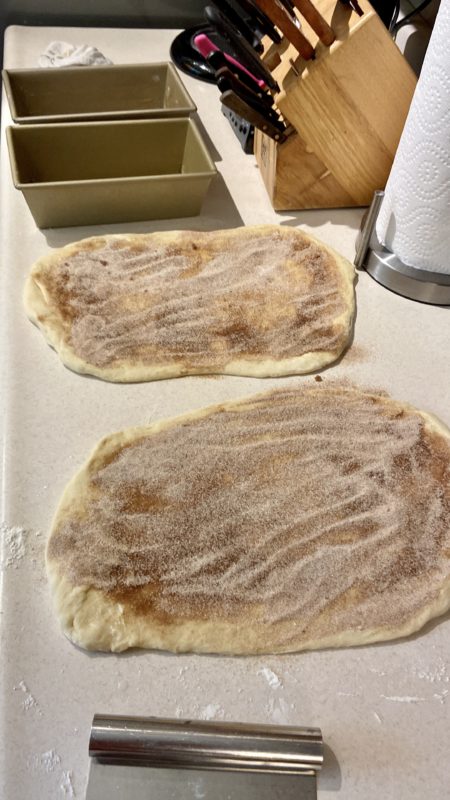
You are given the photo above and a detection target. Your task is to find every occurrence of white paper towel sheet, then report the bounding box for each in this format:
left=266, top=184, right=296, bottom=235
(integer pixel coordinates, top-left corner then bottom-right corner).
left=376, top=0, right=450, bottom=275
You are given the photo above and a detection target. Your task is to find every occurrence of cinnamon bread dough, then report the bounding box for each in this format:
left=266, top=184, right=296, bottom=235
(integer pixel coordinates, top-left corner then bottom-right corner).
left=24, top=225, right=355, bottom=381
left=46, top=384, right=450, bottom=653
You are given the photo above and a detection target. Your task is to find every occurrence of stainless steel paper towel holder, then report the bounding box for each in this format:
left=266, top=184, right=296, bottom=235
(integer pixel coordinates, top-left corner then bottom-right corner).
left=86, top=714, right=324, bottom=800
left=355, top=191, right=450, bottom=306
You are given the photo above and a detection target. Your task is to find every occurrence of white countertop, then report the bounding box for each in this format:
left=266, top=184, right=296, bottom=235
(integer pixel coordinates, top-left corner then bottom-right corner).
left=1, top=24, right=449, bottom=800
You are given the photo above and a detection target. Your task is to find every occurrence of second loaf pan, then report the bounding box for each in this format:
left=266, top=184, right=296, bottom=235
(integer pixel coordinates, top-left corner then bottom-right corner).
left=2, top=62, right=196, bottom=124
left=6, top=117, right=216, bottom=228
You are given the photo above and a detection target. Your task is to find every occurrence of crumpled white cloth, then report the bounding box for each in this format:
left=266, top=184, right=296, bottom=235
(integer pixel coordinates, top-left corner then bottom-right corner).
left=38, top=41, right=112, bottom=68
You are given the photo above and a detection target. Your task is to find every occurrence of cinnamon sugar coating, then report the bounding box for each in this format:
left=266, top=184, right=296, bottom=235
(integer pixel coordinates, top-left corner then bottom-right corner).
left=27, top=226, right=354, bottom=379
left=47, top=385, right=450, bottom=649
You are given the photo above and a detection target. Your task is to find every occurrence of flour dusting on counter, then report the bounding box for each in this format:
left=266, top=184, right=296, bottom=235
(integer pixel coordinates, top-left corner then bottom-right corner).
left=198, top=704, right=225, bottom=720
left=60, top=769, right=76, bottom=797
left=414, top=659, right=449, bottom=684
left=267, top=696, right=291, bottom=723
left=433, top=690, right=449, bottom=704
left=189, top=775, right=206, bottom=800
left=1, top=522, right=44, bottom=572
left=14, top=680, right=42, bottom=715
left=1, top=523, right=26, bottom=567
left=28, top=751, right=76, bottom=796
left=34, top=750, right=62, bottom=773
left=258, top=666, right=283, bottom=689
left=381, top=695, right=425, bottom=704
left=369, top=667, right=387, bottom=677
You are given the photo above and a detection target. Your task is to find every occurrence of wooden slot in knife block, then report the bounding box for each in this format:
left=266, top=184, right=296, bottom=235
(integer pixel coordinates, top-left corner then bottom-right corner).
left=254, top=0, right=417, bottom=210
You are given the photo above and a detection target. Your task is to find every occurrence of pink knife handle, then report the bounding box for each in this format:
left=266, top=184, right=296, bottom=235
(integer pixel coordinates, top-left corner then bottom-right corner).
left=193, top=33, right=266, bottom=89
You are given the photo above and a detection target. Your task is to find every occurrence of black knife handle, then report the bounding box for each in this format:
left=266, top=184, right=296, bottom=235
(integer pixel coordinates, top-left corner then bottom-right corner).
left=215, top=65, right=274, bottom=107
left=205, top=4, right=280, bottom=91
left=217, top=72, right=279, bottom=119
left=209, top=0, right=264, bottom=51
left=232, top=0, right=283, bottom=43
left=206, top=49, right=268, bottom=94
left=220, top=88, right=286, bottom=141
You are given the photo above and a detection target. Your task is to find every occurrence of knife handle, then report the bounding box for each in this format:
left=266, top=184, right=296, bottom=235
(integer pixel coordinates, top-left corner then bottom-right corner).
left=206, top=49, right=269, bottom=94
left=220, top=88, right=287, bottom=142
left=291, top=0, right=335, bottom=46
left=194, top=33, right=266, bottom=88
left=208, top=0, right=264, bottom=52
left=205, top=5, right=280, bottom=91
left=217, top=75, right=280, bottom=123
left=215, top=66, right=275, bottom=108
left=233, top=0, right=283, bottom=44
left=251, top=0, right=315, bottom=60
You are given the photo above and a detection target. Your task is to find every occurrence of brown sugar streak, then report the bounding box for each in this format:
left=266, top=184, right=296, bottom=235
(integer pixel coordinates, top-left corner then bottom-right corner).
left=48, top=385, right=450, bottom=641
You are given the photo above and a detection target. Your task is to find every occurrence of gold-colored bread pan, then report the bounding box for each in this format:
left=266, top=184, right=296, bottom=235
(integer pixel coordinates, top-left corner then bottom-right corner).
left=2, top=63, right=196, bottom=123
left=6, top=117, right=216, bottom=228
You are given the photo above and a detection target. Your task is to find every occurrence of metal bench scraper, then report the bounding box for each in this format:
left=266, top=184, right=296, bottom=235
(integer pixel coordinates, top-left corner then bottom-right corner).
left=86, top=714, right=323, bottom=799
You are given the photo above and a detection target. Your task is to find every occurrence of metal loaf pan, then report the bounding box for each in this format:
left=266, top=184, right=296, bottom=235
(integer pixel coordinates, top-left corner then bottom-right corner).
left=6, top=117, right=217, bottom=228
left=2, top=63, right=196, bottom=123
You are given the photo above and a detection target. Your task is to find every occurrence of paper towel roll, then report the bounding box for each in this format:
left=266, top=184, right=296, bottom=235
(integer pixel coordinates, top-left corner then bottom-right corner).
left=376, top=0, right=450, bottom=275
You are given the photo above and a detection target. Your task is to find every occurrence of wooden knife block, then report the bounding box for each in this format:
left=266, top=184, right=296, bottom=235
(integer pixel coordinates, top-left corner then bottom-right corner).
left=254, top=0, right=417, bottom=210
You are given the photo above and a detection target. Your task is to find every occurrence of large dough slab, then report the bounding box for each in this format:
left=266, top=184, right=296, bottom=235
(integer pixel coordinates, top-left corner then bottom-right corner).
left=46, top=383, right=450, bottom=654
left=24, top=225, right=355, bottom=381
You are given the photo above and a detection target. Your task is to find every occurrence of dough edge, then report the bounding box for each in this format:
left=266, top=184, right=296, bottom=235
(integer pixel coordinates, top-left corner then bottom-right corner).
left=46, top=386, right=450, bottom=654
left=24, top=226, right=356, bottom=381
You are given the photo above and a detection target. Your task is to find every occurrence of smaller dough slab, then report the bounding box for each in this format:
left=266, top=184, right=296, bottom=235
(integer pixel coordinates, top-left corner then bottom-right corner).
left=46, top=384, right=450, bottom=654
left=24, top=225, right=355, bottom=381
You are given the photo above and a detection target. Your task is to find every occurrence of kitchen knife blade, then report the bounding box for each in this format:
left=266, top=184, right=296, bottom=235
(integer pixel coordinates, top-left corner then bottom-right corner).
left=251, top=0, right=315, bottom=60
left=291, top=0, right=335, bottom=45
left=221, top=105, right=255, bottom=153
left=208, top=0, right=264, bottom=51
left=220, top=88, right=287, bottom=141
left=204, top=5, right=280, bottom=91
